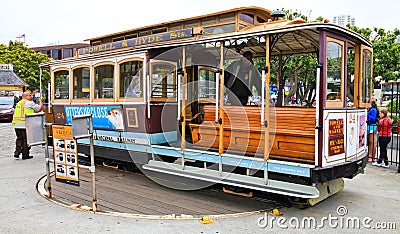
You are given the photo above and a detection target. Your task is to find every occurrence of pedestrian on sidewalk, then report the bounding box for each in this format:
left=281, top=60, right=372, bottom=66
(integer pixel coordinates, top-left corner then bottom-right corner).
left=367, top=100, right=379, bottom=159
left=12, top=91, right=43, bottom=160
left=373, top=109, right=392, bottom=168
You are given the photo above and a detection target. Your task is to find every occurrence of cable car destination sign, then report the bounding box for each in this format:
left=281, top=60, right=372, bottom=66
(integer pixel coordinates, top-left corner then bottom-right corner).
left=77, top=29, right=193, bottom=55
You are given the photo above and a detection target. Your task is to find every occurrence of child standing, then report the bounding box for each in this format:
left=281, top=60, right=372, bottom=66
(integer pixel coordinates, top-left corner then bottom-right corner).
left=373, top=109, right=392, bottom=168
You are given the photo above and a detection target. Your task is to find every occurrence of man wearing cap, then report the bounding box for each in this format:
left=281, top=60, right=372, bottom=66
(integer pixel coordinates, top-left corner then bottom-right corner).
left=12, top=91, right=43, bottom=160
left=224, top=51, right=261, bottom=106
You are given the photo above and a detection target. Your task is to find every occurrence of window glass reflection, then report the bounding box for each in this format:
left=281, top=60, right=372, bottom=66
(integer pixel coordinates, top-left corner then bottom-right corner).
left=151, top=64, right=176, bottom=98
left=199, top=68, right=216, bottom=99
left=54, top=70, right=69, bottom=99
left=240, top=13, right=254, bottom=24
left=119, top=61, right=143, bottom=98
left=362, top=49, right=372, bottom=103
left=94, top=65, right=114, bottom=99
left=73, top=67, right=90, bottom=99
left=327, top=41, right=343, bottom=104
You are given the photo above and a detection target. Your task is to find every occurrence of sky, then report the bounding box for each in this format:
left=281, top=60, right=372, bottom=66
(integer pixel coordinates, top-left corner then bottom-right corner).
left=1, top=0, right=398, bottom=47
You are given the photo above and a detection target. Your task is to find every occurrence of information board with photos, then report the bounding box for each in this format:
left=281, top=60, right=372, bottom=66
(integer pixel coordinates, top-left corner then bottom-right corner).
left=52, top=125, right=79, bottom=186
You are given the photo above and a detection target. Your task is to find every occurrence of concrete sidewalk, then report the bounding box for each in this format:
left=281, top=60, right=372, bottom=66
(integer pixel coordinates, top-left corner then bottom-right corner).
left=0, top=122, right=399, bottom=233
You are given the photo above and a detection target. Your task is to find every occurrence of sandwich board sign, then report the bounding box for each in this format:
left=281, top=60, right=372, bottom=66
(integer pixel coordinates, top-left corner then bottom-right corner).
left=52, top=125, right=79, bottom=186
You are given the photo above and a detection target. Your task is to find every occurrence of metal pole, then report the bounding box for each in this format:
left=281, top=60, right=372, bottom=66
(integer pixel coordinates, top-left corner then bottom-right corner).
left=315, top=63, right=323, bottom=165
left=218, top=42, right=225, bottom=175
left=47, top=82, right=51, bottom=113
left=88, top=116, right=97, bottom=212
left=181, top=47, right=187, bottom=168
left=177, top=72, right=182, bottom=120
left=261, top=69, right=266, bottom=125
left=44, top=123, right=52, bottom=198
left=39, top=68, right=42, bottom=98
left=147, top=74, right=151, bottom=119
left=215, top=70, right=220, bottom=122
left=263, top=35, right=271, bottom=180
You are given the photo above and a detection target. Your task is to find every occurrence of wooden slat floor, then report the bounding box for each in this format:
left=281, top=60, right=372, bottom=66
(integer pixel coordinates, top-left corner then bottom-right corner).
left=49, top=166, right=278, bottom=217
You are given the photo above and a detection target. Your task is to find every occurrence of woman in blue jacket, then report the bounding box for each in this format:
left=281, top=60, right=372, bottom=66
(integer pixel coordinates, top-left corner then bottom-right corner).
left=367, top=100, right=378, bottom=159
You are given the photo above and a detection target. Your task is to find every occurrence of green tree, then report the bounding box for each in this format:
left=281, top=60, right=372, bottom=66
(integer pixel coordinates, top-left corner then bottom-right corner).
left=0, top=41, right=51, bottom=91
left=347, top=25, right=400, bottom=81
left=269, top=9, right=320, bottom=105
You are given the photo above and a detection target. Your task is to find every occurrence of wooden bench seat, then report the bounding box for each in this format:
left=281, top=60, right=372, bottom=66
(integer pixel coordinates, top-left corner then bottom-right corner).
left=189, top=105, right=316, bottom=164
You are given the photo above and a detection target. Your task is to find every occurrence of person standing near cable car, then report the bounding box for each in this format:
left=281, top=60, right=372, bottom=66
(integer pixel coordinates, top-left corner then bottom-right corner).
left=367, top=100, right=379, bottom=159
left=12, top=91, right=43, bottom=160
left=373, top=109, right=392, bottom=168
left=224, top=51, right=261, bottom=106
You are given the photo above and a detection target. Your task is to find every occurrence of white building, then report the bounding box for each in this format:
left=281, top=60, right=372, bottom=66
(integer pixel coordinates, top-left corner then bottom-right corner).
left=332, top=14, right=355, bottom=27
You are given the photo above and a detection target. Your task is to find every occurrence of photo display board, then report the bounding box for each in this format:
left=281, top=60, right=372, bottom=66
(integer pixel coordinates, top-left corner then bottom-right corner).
left=52, top=125, right=80, bottom=186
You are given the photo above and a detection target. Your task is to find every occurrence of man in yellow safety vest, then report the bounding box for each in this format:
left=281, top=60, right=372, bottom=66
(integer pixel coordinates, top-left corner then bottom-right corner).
left=12, top=91, right=43, bottom=160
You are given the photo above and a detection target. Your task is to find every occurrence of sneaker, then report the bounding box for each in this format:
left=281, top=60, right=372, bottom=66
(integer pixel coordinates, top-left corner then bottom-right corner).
left=13, top=155, right=19, bottom=159
left=21, top=156, right=33, bottom=160
left=381, top=164, right=390, bottom=168
left=372, top=162, right=382, bottom=167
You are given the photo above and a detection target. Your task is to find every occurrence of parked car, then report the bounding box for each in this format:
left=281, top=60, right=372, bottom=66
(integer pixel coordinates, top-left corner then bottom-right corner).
left=0, top=96, right=18, bottom=122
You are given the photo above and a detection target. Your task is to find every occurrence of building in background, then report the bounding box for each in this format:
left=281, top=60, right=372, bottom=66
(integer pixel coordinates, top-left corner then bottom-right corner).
left=31, top=43, right=88, bottom=60
left=0, top=64, right=28, bottom=97
left=332, top=14, right=355, bottom=27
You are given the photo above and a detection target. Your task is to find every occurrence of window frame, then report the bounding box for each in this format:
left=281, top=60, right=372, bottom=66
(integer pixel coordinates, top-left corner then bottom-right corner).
left=117, top=58, right=145, bottom=103
left=358, top=45, right=373, bottom=107
left=52, top=68, right=70, bottom=103
left=150, top=60, right=177, bottom=102
left=63, top=48, right=73, bottom=59
left=325, top=37, right=345, bottom=108
left=198, top=66, right=217, bottom=103
left=71, top=65, right=91, bottom=103
left=92, top=62, right=115, bottom=102
left=239, top=12, right=255, bottom=25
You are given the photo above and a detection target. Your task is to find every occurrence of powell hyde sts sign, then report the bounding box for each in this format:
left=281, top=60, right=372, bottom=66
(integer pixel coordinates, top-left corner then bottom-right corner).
left=78, top=29, right=193, bottom=55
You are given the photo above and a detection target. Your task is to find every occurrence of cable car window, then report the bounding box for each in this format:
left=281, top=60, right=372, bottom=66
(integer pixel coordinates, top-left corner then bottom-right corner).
left=204, top=24, right=235, bottom=35
left=361, top=49, right=372, bottom=104
left=94, top=64, right=114, bottom=99
left=119, top=60, right=143, bottom=98
left=199, top=67, right=216, bottom=100
left=125, top=33, right=138, bottom=39
left=153, top=27, right=167, bottom=34
left=151, top=63, right=176, bottom=99
left=169, top=23, right=182, bottom=31
left=72, top=67, right=90, bottom=99
left=256, top=16, right=266, bottom=24
left=184, top=20, right=199, bottom=28
left=201, top=17, right=216, bottom=25
left=139, top=30, right=152, bottom=37
left=326, top=39, right=344, bottom=108
left=240, top=13, right=254, bottom=24
left=346, top=49, right=355, bottom=107
left=54, top=70, right=69, bottom=100
left=219, top=13, right=235, bottom=22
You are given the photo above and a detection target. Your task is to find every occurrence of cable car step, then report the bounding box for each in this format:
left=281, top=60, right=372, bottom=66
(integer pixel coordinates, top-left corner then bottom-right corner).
left=142, top=160, right=319, bottom=199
